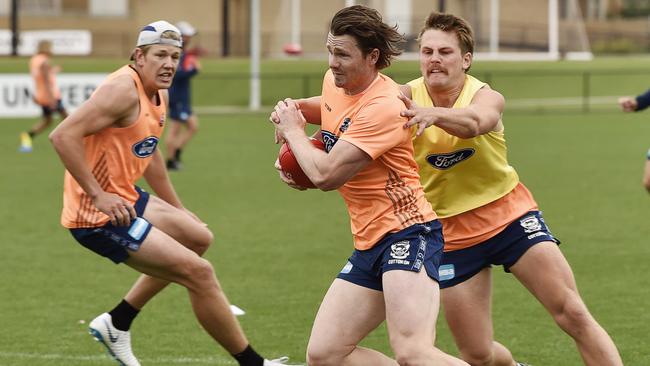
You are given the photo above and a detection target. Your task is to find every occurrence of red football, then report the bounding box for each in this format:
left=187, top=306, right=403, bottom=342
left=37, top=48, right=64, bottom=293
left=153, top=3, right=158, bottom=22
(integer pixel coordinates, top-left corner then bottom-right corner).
left=283, top=42, right=303, bottom=56
left=278, top=139, right=325, bottom=188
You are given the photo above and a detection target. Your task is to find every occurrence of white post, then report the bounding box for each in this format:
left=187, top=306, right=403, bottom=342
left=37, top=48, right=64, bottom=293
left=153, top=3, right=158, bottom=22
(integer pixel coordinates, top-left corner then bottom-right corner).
left=489, top=0, right=499, bottom=54
left=548, top=0, right=559, bottom=59
left=250, top=0, right=261, bottom=110
left=291, top=0, right=300, bottom=46
left=385, top=0, right=411, bottom=37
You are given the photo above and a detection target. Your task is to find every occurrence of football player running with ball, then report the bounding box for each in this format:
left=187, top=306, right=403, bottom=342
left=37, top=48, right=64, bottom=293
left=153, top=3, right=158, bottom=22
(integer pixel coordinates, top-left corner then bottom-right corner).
left=271, top=6, right=468, bottom=366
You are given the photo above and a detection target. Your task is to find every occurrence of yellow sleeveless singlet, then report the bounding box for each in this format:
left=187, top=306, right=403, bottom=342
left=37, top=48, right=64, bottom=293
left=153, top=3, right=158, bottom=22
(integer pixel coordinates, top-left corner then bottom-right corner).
left=408, top=74, right=519, bottom=218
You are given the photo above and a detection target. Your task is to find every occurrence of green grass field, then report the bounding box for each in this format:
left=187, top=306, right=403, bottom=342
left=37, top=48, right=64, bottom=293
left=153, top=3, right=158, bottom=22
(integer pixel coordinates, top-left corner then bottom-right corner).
left=1, top=57, right=649, bottom=365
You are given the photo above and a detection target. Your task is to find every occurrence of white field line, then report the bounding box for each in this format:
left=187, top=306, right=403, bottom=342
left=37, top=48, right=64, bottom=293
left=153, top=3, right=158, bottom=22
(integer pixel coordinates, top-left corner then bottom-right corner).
left=0, top=351, right=237, bottom=365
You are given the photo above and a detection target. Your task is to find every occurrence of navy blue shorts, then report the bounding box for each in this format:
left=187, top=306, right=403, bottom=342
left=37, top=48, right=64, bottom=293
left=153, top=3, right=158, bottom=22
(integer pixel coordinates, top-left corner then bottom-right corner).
left=337, top=220, right=444, bottom=291
left=69, top=186, right=153, bottom=264
left=41, top=99, right=66, bottom=117
left=438, top=210, right=560, bottom=289
left=169, top=102, right=192, bottom=122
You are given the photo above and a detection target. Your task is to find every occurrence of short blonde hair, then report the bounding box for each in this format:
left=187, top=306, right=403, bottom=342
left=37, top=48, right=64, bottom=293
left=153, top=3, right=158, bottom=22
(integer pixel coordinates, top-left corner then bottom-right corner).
left=418, top=12, right=474, bottom=55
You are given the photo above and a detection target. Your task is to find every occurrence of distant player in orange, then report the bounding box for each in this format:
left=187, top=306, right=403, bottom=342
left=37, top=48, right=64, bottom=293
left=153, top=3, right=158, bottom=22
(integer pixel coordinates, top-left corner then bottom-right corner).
left=271, top=6, right=468, bottom=366
left=165, top=21, right=201, bottom=170
left=399, top=12, right=623, bottom=366
left=21, top=40, right=68, bottom=152
left=618, top=92, right=650, bottom=193
left=49, top=20, right=292, bottom=366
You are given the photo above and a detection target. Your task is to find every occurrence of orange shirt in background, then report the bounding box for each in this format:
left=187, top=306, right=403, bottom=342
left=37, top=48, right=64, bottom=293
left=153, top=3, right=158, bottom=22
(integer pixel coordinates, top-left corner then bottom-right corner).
left=30, top=53, right=60, bottom=106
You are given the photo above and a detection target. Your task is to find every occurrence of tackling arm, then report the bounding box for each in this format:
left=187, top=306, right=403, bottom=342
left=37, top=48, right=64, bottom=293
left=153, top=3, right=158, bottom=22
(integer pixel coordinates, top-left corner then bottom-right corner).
left=400, top=86, right=505, bottom=138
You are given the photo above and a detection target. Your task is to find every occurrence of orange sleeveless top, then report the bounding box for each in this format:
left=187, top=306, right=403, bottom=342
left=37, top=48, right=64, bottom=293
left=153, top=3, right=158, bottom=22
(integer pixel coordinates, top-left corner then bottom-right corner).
left=61, top=65, right=166, bottom=228
left=30, top=53, right=60, bottom=105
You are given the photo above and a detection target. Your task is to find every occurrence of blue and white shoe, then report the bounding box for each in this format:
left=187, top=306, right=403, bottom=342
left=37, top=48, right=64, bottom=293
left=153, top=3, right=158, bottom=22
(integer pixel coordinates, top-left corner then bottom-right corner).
left=88, top=313, right=141, bottom=366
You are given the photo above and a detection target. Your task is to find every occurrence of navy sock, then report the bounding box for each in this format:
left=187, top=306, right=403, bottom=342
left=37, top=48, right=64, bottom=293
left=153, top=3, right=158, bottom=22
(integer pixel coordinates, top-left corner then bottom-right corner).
left=108, top=299, right=140, bottom=331
left=232, top=345, right=264, bottom=366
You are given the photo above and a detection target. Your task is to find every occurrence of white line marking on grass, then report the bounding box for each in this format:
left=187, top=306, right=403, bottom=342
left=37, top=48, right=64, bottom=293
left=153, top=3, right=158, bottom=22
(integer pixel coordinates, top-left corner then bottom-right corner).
left=0, top=351, right=237, bottom=364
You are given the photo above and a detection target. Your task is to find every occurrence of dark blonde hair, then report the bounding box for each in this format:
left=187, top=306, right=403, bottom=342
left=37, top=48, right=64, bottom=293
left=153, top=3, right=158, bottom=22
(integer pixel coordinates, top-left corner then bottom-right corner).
left=37, top=40, right=52, bottom=54
left=330, top=5, right=403, bottom=70
left=418, top=12, right=474, bottom=55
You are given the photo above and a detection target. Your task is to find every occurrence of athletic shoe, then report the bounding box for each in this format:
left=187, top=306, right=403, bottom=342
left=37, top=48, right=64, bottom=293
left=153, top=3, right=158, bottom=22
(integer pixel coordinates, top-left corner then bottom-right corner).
left=19, top=132, right=32, bottom=152
left=88, top=312, right=141, bottom=366
left=264, top=356, right=301, bottom=366
left=516, top=362, right=531, bottom=366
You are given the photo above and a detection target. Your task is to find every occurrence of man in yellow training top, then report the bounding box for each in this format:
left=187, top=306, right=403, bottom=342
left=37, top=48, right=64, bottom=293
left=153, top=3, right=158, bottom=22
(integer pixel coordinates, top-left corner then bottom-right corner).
left=399, top=11, right=623, bottom=366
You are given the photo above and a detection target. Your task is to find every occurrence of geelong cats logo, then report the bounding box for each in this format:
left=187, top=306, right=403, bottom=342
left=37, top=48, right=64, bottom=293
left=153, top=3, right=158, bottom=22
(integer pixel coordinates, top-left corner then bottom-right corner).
left=132, top=136, right=159, bottom=158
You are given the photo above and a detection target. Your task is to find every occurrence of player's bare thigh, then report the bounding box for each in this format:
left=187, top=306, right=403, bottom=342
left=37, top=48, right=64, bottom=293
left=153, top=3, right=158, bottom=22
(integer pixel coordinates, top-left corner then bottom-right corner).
left=509, top=241, right=579, bottom=303
left=308, top=279, right=386, bottom=356
left=383, top=269, right=439, bottom=344
left=441, top=268, right=499, bottom=355
left=125, top=225, right=209, bottom=287
left=143, top=195, right=213, bottom=253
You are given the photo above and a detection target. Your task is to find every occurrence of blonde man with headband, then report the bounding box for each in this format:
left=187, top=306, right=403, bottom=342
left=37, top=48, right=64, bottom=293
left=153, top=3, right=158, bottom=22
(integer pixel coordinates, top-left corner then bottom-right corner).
left=398, top=12, right=623, bottom=366
left=20, top=40, right=68, bottom=152
left=50, top=20, right=293, bottom=366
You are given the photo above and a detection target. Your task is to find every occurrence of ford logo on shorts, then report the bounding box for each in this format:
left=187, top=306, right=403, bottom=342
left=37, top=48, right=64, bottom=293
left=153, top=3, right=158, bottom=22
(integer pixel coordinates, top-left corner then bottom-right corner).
left=426, top=148, right=475, bottom=170
left=132, top=136, right=159, bottom=158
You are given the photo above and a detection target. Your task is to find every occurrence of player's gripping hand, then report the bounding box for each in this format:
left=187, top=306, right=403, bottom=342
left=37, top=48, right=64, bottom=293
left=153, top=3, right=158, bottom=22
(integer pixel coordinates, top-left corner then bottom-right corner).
left=93, top=191, right=136, bottom=227
left=274, top=158, right=307, bottom=191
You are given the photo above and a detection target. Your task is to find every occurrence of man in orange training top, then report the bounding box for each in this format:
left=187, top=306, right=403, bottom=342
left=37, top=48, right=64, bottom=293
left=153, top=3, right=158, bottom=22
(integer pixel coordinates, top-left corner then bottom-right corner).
left=21, top=40, right=68, bottom=152
left=49, top=20, right=293, bottom=366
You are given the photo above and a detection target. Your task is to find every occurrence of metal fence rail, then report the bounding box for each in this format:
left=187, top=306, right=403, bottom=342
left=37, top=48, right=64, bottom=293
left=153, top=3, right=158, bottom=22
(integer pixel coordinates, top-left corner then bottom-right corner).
left=192, top=69, right=650, bottom=114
